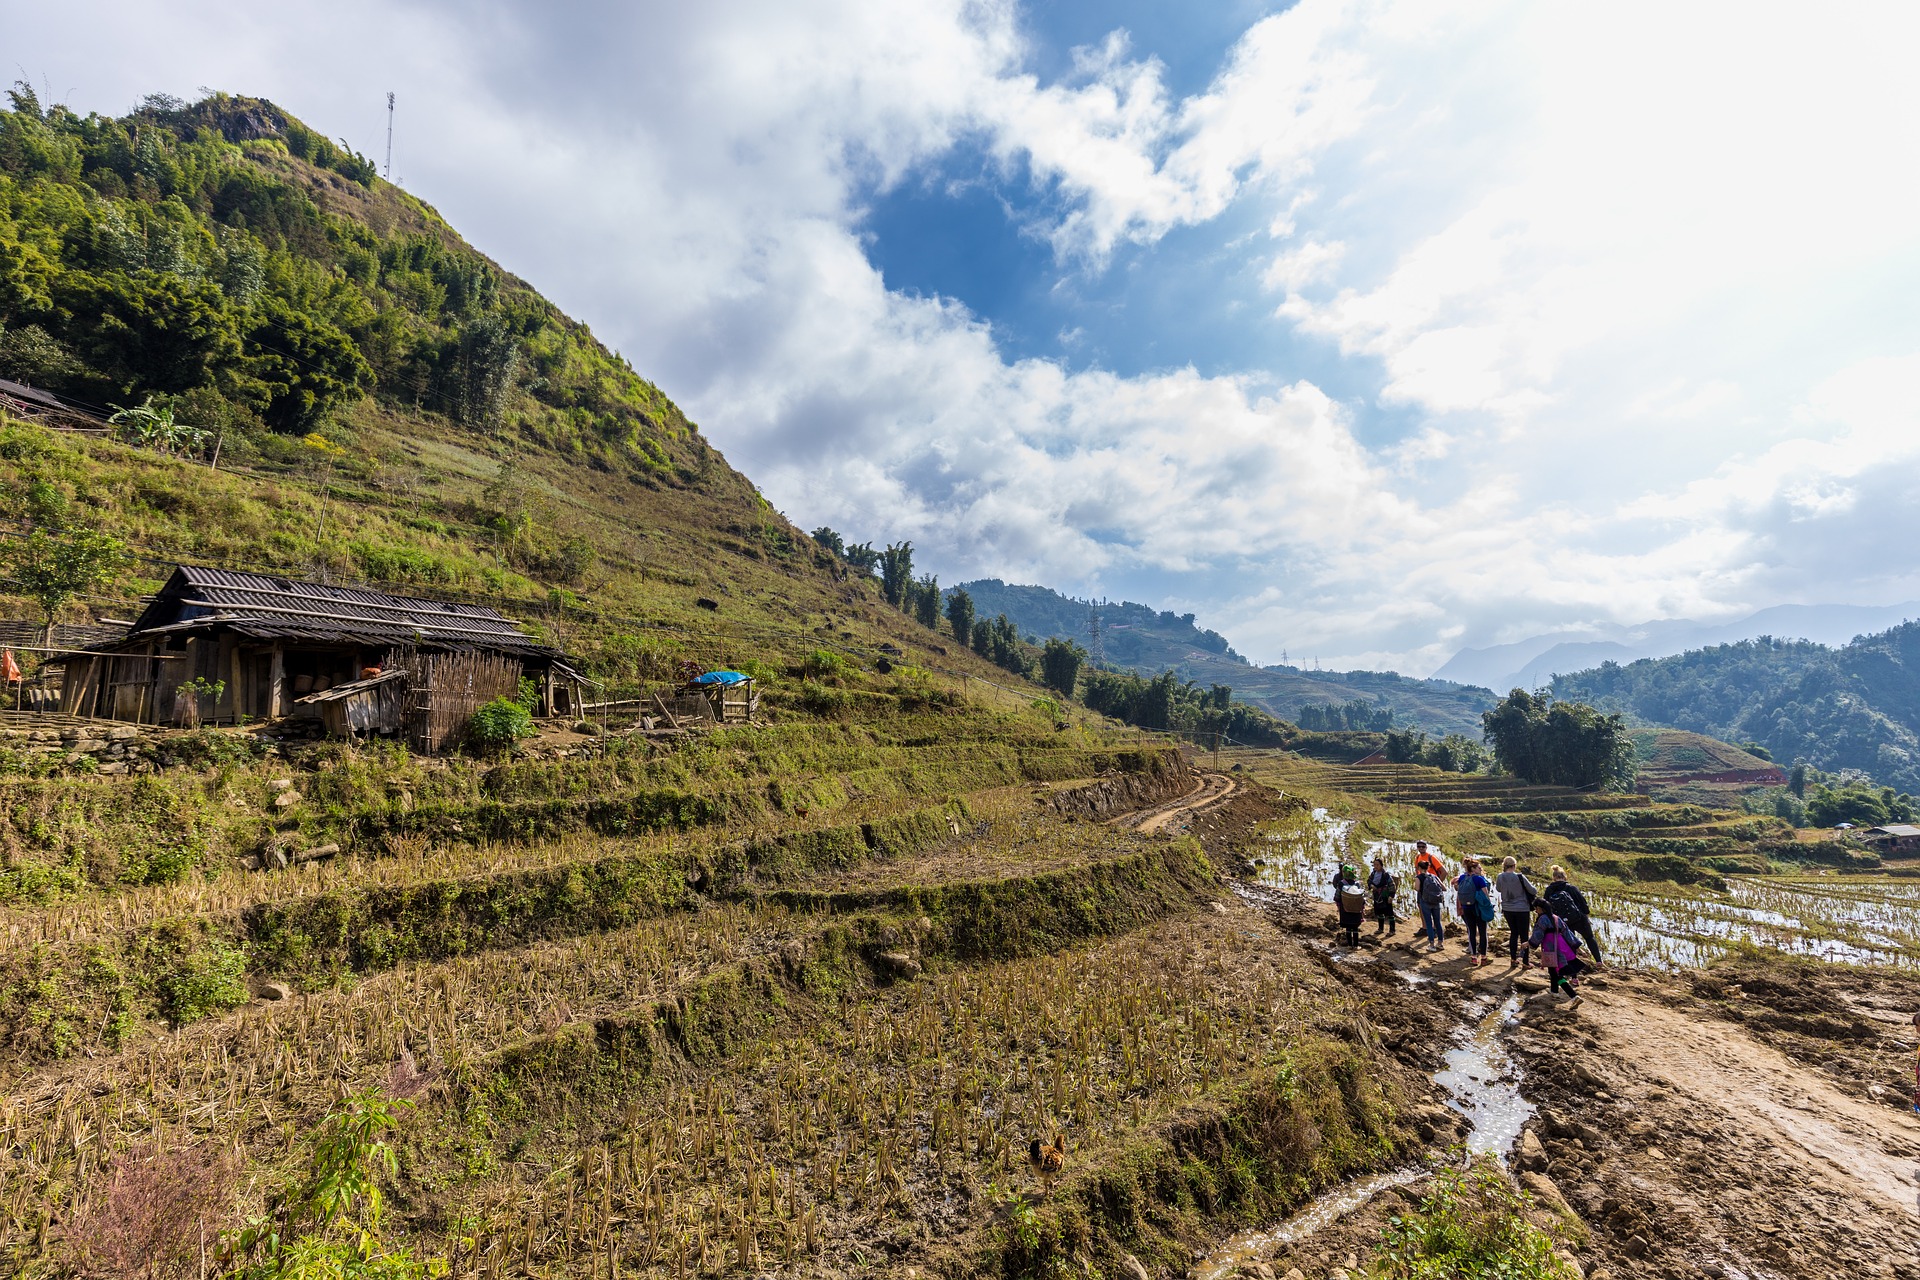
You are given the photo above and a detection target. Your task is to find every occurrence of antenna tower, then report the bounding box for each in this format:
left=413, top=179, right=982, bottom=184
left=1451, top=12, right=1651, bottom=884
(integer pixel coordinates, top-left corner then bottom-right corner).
left=384, top=92, right=395, bottom=180
left=1086, top=605, right=1104, bottom=665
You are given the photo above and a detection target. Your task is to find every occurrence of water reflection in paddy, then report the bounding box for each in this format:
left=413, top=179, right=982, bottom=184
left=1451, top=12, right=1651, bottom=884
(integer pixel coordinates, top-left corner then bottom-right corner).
left=1250, top=806, right=1920, bottom=972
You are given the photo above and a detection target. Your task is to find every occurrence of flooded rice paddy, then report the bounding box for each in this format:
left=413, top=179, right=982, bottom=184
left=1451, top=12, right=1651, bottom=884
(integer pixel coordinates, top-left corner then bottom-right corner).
left=1250, top=806, right=1920, bottom=972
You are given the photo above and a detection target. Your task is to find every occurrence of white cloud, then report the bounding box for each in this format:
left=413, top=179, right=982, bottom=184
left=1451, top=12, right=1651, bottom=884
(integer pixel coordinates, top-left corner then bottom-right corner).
left=10, top=0, right=1920, bottom=675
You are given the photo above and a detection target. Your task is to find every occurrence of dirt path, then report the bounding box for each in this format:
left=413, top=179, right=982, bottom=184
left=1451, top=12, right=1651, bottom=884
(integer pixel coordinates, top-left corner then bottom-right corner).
left=1584, top=984, right=1920, bottom=1219
left=1498, top=970, right=1920, bottom=1280
left=1248, top=889, right=1920, bottom=1279
left=1114, top=769, right=1238, bottom=833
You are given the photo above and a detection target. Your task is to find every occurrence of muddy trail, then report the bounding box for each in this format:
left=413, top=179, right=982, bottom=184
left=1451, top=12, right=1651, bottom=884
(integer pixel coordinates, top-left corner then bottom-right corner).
left=1234, top=882, right=1920, bottom=1280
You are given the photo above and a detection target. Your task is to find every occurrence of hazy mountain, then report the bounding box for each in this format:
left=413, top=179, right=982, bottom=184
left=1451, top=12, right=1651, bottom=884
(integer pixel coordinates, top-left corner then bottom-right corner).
left=956, top=579, right=1496, bottom=736
left=1437, top=602, right=1920, bottom=692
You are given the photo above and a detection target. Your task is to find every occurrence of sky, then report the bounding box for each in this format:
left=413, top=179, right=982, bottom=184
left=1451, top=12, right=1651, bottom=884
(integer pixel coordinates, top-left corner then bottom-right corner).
left=9, top=0, right=1920, bottom=675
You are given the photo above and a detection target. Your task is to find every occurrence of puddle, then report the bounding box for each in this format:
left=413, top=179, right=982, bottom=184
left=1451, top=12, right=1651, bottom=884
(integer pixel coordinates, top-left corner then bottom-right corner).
left=1434, top=995, right=1532, bottom=1158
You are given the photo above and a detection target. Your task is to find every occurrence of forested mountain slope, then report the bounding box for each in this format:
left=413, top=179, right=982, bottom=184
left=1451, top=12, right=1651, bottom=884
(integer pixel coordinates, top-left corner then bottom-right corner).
left=957, top=578, right=1496, bottom=736
left=1551, top=623, right=1920, bottom=792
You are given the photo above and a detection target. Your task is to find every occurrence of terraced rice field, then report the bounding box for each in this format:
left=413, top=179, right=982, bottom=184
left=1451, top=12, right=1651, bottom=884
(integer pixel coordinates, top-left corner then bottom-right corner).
left=1229, top=751, right=1920, bottom=974
left=1, top=744, right=1416, bottom=1279
left=1590, top=876, right=1920, bottom=971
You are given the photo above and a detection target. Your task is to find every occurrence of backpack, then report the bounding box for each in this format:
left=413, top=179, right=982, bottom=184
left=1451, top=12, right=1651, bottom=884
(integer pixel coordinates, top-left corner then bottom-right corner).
left=1539, top=913, right=1580, bottom=968
left=1457, top=875, right=1494, bottom=921
left=1337, top=882, right=1367, bottom=912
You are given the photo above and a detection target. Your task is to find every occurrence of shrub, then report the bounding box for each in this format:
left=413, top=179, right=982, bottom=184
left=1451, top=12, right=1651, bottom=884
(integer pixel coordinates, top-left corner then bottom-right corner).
left=1373, top=1160, right=1577, bottom=1279
left=66, top=1141, right=241, bottom=1280
left=798, top=680, right=853, bottom=718
left=802, top=649, right=850, bottom=682
left=469, top=696, right=534, bottom=751
left=157, top=942, right=250, bottom=1026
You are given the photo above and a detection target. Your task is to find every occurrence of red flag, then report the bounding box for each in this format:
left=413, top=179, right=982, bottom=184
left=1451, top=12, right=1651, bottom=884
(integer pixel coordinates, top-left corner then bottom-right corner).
left=1, top=650, right=19, bottom=684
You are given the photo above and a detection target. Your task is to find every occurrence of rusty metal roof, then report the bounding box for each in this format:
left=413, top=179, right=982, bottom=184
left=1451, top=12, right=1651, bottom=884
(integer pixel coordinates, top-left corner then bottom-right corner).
left=111, top=565, right=561, bottom=657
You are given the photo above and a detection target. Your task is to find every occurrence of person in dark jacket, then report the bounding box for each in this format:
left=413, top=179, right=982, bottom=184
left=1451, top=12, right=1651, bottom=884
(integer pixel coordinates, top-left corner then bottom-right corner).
left=1333, top=863, right=1366, bottom=947
left=1544, top=866, right=1604, bottom=966
left=1528, top=898, right=1586, bottom=1003
left=1368, top=855, right=1398, bottom=937
left=1416, top=865, right=1447, bottom=951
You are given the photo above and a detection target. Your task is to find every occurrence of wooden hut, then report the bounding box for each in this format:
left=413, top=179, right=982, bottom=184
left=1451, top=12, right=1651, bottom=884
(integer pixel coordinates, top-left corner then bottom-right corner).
left=54, top=566, right=586, bottom=751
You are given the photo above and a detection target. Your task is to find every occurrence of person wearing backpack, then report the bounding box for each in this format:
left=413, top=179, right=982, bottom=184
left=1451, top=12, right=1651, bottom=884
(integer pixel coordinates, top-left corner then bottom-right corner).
left=1528, top=897, right=1586, bottom=1003
left=1368, top=855, right=1399, bottom=938
left=1545, top=866, right=1604, bottom=967
left=1333, top=863, right=1367, bottom=947
left=1494, top=856, right=1538, bottom=970
left=1416, top=863, right=1447, bottom=951
left=1454, top=857, right=1495, bottom=966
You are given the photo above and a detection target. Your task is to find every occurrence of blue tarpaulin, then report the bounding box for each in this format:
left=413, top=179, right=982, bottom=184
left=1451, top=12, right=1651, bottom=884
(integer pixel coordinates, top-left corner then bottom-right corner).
left=691, top=670, right=750, bottom=686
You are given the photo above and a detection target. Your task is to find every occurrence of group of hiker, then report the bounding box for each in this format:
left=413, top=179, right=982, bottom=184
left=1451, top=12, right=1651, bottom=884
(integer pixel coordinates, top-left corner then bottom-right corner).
left=1331, top=840, right=1603, bottom=1003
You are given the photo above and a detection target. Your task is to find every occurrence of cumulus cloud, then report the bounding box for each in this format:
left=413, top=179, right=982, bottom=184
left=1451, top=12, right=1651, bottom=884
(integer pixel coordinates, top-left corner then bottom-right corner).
left=12, top=0, right=1920, bottom=674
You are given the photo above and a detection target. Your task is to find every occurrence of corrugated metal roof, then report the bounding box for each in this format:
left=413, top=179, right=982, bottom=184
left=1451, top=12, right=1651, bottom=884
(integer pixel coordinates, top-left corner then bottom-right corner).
left=110, top=565, right=561, bottom=657
left=295, top=668, right=407, bottom=704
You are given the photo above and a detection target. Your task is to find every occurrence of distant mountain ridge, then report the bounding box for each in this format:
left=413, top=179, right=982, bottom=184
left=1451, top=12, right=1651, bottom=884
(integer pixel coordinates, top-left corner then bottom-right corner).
left=1437, top=601, right=1920, bottom=692
left=1549, top=621, right=1920, bottom=794
left=955, top=579, right=1496, bottom=737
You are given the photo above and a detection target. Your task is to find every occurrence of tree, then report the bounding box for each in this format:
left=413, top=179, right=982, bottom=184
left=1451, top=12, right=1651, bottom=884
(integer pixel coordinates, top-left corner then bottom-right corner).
left=913, top=573, right=940, bottom=629
left=843, top=541, right=881, bottom=574
left=1481, top=688, right=1550, bottom=782
left=972, top=617, right=991, bottom=657
left=1136, top=670, right=1179, bottom=730
left=879, top=542, right=914, bottom=609
left=245, top=298, right=371, bottom=432
left=57, top=268, right=242, bottom=397
left=6, top=483, right=129, bottom=642
left=447, top=311, right=520, bottom=431
left=1041, top=638, right=1085, bottom=699
left=1207, top=683, right=1231, bottom=711
left=987, top=614, right=1025, bottom=675
left=810, top=527, right=845, bottom=557
left=946, top=587, right=974, bottom=649
left=1480, top=688, right=1633, bottom=789
left=110, top=395, right=209, bottom=456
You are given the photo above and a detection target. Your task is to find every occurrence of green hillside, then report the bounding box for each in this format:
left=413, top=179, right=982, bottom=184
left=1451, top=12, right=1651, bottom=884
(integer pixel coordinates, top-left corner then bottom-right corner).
left=1628, top=728, right=1787, bottom=804
left=1552, top=625, right=1920, bottom=792
left=0, top=88, right=978, bottom=669
left=957, top=577, right=1496, bottom=736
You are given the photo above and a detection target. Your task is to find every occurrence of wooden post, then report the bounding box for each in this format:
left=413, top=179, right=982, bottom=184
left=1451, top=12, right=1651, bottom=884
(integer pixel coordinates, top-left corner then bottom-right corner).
left=268, top=643, right=286, bottom=719
left=229, top=640, right=243, bottom=725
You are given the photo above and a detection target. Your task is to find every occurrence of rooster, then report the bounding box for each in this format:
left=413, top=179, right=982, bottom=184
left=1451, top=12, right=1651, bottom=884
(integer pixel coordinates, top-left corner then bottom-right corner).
left=1028, top=1134, right=1065, bottom=1194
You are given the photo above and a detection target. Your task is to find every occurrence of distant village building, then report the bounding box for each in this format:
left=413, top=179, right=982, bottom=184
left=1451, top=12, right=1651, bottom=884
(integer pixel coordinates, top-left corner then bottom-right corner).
left=1859, top=824, right=1920, bottom=856
left=51, top=566, right=586, bottom=751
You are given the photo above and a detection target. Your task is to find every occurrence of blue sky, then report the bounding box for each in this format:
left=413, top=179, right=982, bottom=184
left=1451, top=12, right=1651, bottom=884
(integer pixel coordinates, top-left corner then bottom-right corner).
left=12, top=0, right=1920, bottom=674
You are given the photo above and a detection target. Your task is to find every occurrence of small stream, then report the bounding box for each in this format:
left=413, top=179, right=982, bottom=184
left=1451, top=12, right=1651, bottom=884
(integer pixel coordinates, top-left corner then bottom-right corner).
left=1196, top=909, right=1533, bottom=1274
left=1199, top=811, right=1539, bottom=1272
left=1434, top=993, right=1530, bottom=1158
